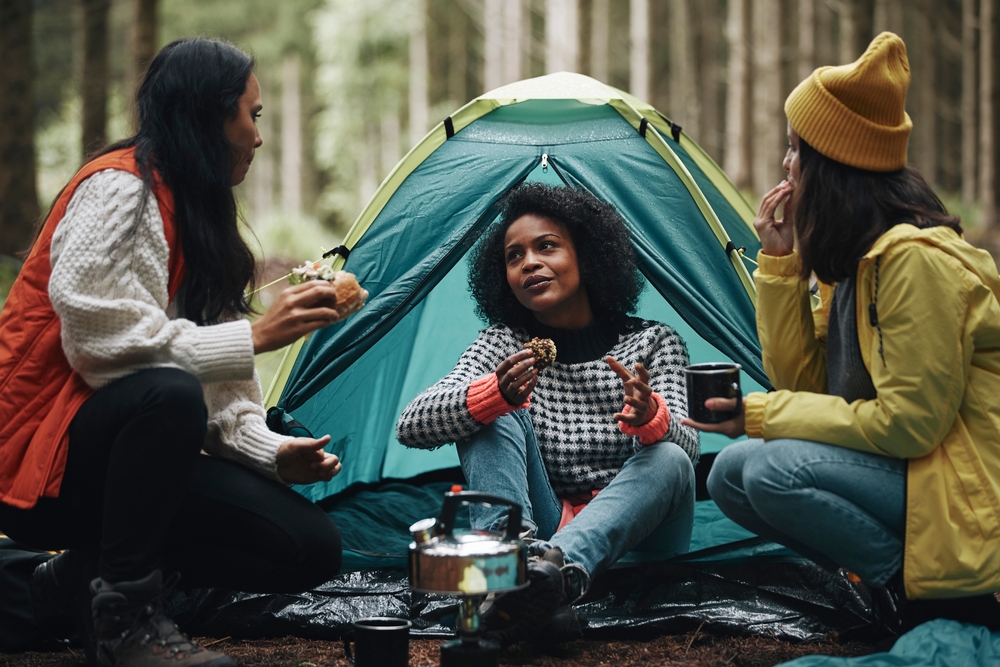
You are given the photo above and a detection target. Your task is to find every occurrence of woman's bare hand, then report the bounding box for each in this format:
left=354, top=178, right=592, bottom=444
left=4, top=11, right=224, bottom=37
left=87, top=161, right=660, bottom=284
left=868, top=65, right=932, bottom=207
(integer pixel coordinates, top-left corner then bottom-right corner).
left=252, top=281, right=342, bottom=354
left=276, top=435, right=342, bottom=484
left=680, top=397, right=746, bottom=438
left=607, top=357, right=656, bottom=426
left=754, top=180, right=796, bottom=257
left=496, top=349, right=538, bottom=405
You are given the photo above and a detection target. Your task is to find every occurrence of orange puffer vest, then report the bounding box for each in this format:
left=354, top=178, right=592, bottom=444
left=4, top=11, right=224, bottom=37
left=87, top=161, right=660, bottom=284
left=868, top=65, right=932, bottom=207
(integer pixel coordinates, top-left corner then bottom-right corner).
left=0, top=148, right=185, bottom=509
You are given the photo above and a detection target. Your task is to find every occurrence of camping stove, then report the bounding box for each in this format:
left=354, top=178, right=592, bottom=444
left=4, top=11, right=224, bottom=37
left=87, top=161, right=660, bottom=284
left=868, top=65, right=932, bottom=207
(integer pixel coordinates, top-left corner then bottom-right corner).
left=408, top=491, right=527, bottom=667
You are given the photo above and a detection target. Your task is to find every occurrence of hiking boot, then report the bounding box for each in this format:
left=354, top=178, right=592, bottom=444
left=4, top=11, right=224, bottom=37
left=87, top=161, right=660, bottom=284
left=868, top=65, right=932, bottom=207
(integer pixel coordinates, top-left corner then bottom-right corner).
left=535, top=604, right=583, bottom=645
left=91, top=570, right=234, bottom=667
left=481, top=549, right=566, bottom=647
left=33, top=550, right=99, bottom=662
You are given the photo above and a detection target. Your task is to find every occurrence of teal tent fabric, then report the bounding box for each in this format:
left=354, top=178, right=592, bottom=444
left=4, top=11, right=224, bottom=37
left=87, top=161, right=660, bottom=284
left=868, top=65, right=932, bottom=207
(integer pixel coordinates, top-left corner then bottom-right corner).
left=777, top=620, right=1000, bottom=667
left=277, top=95, right=764, bottom=503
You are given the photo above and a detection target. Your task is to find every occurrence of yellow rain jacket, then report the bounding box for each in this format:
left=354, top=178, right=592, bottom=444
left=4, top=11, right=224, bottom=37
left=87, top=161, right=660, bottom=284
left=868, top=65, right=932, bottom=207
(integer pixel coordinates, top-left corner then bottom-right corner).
left=744, top=224, right=1000, bottom=599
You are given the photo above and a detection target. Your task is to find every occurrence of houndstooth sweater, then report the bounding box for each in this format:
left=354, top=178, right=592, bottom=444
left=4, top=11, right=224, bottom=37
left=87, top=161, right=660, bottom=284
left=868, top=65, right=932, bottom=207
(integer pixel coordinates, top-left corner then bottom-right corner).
left=48, top=169, right=291, bottom=483
left=396, top=321, right=699, bottom=496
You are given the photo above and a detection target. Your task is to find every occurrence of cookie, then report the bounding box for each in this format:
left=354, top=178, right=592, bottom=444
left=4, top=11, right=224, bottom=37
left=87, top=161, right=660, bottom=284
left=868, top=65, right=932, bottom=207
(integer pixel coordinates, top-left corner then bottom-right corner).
left=524, top=337, right=557, bottom=370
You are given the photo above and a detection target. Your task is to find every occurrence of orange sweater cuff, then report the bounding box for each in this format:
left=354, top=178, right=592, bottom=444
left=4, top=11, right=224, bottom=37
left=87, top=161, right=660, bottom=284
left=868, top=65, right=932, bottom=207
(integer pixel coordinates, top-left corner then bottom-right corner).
left=618, top=392, right=670, bottom=445
left=466, top=374, right=529, bottom=424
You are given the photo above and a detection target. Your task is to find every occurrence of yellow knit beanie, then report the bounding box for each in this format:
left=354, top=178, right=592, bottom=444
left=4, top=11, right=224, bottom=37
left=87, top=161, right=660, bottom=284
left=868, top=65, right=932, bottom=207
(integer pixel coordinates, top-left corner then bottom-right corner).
left=785, top=31, right=912, bottom=172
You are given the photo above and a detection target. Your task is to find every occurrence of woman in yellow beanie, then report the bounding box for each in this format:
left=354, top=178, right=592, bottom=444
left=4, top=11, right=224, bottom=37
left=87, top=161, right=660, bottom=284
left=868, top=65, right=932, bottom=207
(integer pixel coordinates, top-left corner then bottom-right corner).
left=686, top=32, right=1000, bottom=628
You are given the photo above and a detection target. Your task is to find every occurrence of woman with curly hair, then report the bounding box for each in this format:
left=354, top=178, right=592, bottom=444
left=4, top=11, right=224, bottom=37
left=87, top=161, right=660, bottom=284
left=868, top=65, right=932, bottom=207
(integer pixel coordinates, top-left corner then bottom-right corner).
left=396, top=183, right=698, bottom=645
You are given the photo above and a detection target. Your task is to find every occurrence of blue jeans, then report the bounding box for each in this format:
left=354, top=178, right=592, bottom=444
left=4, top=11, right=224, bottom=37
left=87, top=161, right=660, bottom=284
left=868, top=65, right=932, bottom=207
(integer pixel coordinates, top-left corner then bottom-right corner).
left=707, top=438, right=907, bottom=586
left=456, top=410, right=695, bottom=578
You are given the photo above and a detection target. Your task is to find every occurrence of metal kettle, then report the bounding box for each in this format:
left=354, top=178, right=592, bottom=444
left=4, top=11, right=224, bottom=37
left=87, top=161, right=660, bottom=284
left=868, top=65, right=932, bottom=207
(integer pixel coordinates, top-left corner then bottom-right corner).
left=409, top=490, right=527, bottom=666
left=409, top=490, right=527, bottom=596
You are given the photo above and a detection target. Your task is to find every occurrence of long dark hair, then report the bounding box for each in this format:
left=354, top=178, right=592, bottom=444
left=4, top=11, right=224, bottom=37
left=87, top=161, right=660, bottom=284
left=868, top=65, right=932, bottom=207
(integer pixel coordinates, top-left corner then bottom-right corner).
left=468, top=183, right=644, bottom=329
left=100, top=38, right=257, bottom=324
left=793, top=136, right=962, bottom=284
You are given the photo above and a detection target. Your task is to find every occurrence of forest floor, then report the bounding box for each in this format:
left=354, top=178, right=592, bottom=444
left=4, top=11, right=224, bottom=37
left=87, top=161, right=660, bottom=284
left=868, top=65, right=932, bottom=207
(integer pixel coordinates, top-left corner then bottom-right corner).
left=1, top=631, right=887, bottom=667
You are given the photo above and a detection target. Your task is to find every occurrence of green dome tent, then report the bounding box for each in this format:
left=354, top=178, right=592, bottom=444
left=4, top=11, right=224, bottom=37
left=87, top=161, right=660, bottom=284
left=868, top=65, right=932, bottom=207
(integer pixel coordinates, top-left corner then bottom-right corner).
left=264, top=71, right=767, bottom=504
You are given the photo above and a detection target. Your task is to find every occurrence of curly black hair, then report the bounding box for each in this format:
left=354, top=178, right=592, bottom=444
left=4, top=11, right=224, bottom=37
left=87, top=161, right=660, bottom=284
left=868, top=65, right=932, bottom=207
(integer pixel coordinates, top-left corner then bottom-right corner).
left=468, top=183, right=645, bottom=328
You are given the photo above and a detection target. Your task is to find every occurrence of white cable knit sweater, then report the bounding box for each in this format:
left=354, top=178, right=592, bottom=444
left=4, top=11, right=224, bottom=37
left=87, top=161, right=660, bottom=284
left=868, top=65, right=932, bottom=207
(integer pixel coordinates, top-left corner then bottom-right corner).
left=48, top=169, right=289, bottom=482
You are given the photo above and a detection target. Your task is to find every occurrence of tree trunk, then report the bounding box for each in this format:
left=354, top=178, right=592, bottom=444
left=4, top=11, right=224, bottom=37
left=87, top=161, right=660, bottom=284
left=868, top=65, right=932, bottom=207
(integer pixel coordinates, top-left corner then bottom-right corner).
left=752, top=0, right=784, bottom=197
left=0, top=0, right=40, bottom=257
left=281, top=53, right=302, bottom=217
left=546, top=0, right=580, bottom=73
left=816, top=0, right=836, bottom=67
left=630, top=0, right=649, bottom=100
left=914, top=0, right=938, bottom=186
left=449, top=2, right=468, bottom=103
left=485, top=0, right=503, bottom=90
left=590, top=0, right=609, bottom=82
left=502, top=0, right=523, bottom=84
left=798, top=0, right=815, bottom=80
left=724, top=0, right=751, bottom=190
left=840, top=0, right=875, bottom=61
left=127, top=0, right=157, bottom=99
left=962, top=0, right=978, bottom=206
left=668, top=0, right=696, bottom=136
left=981, top=0, right=996, bottom=227
left=697, top=0, right=720, bottom=159
left=873, top=0, right=903, bottom=34
left=409, top=0, right=429, bottom=147
left=81, top=0, right=111, bottom=157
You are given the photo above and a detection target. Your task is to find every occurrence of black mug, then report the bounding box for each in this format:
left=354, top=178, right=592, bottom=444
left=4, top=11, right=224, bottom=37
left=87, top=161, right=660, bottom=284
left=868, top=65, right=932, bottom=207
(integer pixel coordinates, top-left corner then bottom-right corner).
left=343, top=617, right=411, bottom=667
left=684, top=362, right=742, bottom=423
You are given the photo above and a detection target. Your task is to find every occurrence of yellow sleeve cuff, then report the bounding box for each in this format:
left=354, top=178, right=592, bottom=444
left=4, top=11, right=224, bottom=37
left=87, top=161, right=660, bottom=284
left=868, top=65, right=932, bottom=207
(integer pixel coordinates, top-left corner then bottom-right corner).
left=743, top=392, right=769, bottom=438
left=755, top=250, right=802, bottom=278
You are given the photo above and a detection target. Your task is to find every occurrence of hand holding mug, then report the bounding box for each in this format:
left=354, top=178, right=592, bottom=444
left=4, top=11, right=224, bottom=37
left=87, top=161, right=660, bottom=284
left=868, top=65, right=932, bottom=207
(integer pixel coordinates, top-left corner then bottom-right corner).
left=681, top=396, right=746, bottom=438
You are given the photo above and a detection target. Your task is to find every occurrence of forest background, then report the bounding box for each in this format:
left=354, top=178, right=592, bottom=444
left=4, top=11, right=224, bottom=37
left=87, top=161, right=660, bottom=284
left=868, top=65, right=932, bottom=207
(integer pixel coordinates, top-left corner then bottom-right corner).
left=2, top=0, right=1000, bottom=315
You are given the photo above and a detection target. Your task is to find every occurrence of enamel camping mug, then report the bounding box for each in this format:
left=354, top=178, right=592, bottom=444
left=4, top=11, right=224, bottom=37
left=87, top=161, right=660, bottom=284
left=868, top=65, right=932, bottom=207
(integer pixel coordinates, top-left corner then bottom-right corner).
left=343, top=617, right=411, bottom=667
left=684, top=362, right=742, bottom=423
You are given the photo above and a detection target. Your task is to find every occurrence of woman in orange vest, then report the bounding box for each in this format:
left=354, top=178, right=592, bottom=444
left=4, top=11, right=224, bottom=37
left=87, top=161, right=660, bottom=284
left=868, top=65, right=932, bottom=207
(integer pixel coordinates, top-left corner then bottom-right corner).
left=0, top=39, right=354, bottom=667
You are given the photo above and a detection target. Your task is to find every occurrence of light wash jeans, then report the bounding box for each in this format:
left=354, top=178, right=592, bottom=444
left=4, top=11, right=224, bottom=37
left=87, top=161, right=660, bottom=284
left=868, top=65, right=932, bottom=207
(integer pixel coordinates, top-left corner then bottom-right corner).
left=707, top=438, right=907, bottom=586
left=456, top=410, right=695, bottom=578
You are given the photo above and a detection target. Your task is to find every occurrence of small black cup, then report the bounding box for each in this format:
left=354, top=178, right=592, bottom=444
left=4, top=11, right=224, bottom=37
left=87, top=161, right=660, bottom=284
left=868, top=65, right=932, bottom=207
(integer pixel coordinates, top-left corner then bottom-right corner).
left=343, top=617, right=411, bottom=667
left=684, top=362, right=742, bottom=423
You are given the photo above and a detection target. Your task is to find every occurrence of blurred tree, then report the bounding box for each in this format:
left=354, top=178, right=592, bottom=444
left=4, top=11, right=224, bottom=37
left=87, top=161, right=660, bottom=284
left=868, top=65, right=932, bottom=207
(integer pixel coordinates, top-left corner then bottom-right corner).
left=752, top=0, right=784, bottom=194
left=696, top=0, right=720, bottom=159
left=589, top=0, right=609, bottom=82
left=724, top=0, right=751, bottom=190
left=981, top=0, right=996, bottom=227
left=81, top=0, right=111, bottom=156
left=502, top=0, right=524, bottom=83
left=409, top=0, right=428, bottom=146
left=314, top=0, right=412, bottom=223
left=547, top=0, right=579, bottom=73
left=874, top=0, right=903, bottom=33
left=0, top=0, right=41, bottom=257
left=668, top=0, right=697, bottom=137
left=962, top=0, right=978, bottom=205
left=913, top=0, right=938, bottom=186
left=799, top=0, right=816, bottom=80
left=629, top=0, right=648, bottom=100
left=127, top=0, right=158, bottom=99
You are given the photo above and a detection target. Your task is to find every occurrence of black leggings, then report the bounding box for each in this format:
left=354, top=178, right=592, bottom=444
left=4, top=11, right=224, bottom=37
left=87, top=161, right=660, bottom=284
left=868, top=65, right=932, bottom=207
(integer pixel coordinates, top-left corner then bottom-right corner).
left=0, top=368, right=341, bottom=592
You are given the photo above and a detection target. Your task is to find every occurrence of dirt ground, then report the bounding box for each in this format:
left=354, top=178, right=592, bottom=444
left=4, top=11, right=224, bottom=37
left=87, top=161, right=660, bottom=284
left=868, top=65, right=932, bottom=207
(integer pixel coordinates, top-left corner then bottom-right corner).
left=1, top=631, right=885, bottom=667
